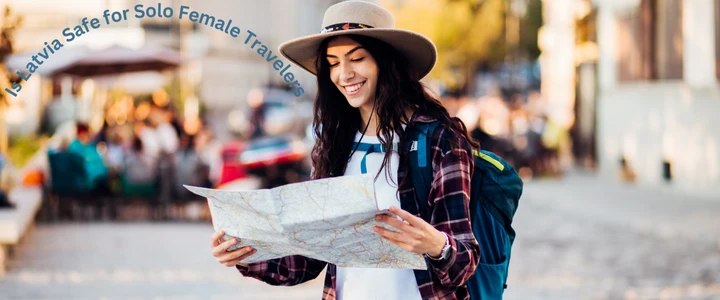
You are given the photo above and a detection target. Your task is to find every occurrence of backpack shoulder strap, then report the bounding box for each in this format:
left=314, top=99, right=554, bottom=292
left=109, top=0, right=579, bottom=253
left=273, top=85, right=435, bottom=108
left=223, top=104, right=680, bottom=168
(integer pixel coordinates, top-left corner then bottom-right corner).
left=407, top=121, right=440, bottom=221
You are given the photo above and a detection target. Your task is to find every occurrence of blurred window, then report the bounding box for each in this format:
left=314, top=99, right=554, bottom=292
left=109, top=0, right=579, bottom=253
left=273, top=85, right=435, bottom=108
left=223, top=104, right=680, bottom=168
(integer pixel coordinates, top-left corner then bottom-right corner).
left=616, top=0, right=683, bottom=81
left=716, top=0, right=720, bottom=79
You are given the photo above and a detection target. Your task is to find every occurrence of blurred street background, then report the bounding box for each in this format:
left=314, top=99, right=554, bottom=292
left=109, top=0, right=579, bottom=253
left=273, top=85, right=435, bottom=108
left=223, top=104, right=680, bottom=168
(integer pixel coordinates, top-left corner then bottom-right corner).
left=0, top=0, right=718, bottom=299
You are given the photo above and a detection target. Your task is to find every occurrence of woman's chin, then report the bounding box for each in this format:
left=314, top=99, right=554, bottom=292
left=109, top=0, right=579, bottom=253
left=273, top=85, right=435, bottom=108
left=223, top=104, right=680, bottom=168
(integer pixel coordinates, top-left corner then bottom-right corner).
left=345, top=95, right=367, bottom=108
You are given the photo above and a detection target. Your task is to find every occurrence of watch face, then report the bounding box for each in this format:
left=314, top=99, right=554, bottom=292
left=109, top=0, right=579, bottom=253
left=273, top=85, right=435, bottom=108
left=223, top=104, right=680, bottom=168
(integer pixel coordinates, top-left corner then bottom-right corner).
left=441, top=245, right=451, bottom=260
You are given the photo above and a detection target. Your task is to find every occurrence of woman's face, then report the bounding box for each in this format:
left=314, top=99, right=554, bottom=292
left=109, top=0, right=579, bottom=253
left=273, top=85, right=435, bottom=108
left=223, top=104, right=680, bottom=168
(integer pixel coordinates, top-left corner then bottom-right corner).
left=326, top=36, right=379, bottom=111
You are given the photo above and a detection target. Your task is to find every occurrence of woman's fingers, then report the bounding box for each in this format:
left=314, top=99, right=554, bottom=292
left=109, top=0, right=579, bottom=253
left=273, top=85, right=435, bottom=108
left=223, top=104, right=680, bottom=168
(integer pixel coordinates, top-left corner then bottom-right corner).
left=375, top=214, right=422, bottom=238
left=211, top=237, right=240, bottom=257
left=373, top=225, right=414, bottom=245
left=377, top=232, right=414, bottom=252
left=210, top=230, right=255, bottom=267
left=375, top=209, right=445, bottom=255
left=388, top=206, right=427, bottom=228
left=218, top=247, right=257, bottom=266
left=218, top=246, right=254, bottom=262
left=210, top=230, right=225, bottom=247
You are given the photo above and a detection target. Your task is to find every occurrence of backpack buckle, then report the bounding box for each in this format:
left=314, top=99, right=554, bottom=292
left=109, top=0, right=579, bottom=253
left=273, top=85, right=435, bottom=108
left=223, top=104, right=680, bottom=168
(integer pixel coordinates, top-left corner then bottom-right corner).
left=410, top=141, right=418, bottom=152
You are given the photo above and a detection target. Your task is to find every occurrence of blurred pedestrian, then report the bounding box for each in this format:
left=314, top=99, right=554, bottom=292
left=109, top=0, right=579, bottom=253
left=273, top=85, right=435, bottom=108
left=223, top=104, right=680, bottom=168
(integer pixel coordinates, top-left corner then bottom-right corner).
left=152, top=106, right=179, bottom=220
left=121, top=136, right=159, bottom=203
left=209, top=2, right=480, bottom=300
left=173, top=134, right=201, bottom=193
left=67, top=123, right=109, bottom=191
left=540, top=117, right=565, bottom=177
left=155, top=106, right=179, bottom=154
left=67, top=123, right=111, bottom=219
left=104, top=131, right=126, bottom=172
left=470, top=116, right=499, bottom=152
left=194, top=128, right=222, bottom=185
left=618, top=156, right=637, bottom=183
left=92, top=120, right=112, bottom=145
left=248, top=92, right=266, bottom=139
left=0, top=154, right=15, bottom=209
left=133, top=119, right=160, bottom=160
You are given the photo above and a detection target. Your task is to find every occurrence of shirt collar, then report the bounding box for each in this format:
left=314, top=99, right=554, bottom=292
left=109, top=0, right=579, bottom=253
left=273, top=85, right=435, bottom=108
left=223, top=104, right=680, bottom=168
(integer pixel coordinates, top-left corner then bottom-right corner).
left=407, top=109, right=439, bottom=125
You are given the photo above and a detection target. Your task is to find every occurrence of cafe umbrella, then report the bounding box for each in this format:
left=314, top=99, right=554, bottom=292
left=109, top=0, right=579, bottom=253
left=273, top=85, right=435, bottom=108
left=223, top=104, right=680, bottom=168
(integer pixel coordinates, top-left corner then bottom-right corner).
left=49, top=45, right=183, bottom=78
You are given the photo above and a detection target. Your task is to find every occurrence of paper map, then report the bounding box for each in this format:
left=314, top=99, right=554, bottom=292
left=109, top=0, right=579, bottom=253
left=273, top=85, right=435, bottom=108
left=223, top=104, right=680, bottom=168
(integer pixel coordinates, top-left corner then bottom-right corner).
left=184, top=174, right=427, bottom=270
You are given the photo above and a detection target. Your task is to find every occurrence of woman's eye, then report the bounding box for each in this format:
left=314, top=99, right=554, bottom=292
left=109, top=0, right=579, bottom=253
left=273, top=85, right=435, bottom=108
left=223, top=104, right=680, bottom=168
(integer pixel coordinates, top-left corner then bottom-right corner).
left=329, top=62, right=339, bottom=67
left=351, top=57, right=364, bottom=62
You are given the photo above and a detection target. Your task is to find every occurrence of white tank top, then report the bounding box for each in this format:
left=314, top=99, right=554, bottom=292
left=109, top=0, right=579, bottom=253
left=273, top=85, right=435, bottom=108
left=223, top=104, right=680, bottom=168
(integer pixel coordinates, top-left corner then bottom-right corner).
left=335, top=129, right=423, bottom=300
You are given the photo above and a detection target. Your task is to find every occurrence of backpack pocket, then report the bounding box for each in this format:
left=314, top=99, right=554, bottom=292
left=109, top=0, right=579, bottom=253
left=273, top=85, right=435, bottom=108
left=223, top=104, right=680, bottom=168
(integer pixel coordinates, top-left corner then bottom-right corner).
left=468, top=201, right=512, bottom=299
left=472, top=255, right=509, bottom=299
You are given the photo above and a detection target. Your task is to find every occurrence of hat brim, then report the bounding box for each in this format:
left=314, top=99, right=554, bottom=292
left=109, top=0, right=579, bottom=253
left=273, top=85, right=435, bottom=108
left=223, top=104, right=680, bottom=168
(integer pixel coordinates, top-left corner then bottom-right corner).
left=278, top=28, right=437, bottom=79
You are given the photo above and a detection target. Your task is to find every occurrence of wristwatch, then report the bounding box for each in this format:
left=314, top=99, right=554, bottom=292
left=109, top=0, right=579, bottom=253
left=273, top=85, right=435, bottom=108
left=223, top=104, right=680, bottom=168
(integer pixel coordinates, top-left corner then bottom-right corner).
left=426, top=232, right=451, bottom=261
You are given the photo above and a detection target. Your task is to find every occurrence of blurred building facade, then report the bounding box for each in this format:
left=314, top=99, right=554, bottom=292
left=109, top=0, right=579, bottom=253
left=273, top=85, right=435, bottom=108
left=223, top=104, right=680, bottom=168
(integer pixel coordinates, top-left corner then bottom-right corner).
left=592, top=0, right=720, bottom=197
left=3, top=0, right=355, bottom=141
left=137, top=0, right=345, bottom=139
left=537, top=0, right=578, bottom=168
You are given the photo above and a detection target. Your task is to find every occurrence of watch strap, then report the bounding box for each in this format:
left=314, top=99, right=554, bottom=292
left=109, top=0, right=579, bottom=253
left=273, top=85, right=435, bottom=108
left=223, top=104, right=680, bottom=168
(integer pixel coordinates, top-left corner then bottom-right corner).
left=426, top=232, right=450, bottom=261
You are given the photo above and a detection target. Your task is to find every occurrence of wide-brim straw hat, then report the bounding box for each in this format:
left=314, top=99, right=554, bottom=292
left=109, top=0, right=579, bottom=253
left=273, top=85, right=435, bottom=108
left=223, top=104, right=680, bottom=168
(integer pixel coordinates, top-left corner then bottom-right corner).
left=278, top=0, right=437, bottom=79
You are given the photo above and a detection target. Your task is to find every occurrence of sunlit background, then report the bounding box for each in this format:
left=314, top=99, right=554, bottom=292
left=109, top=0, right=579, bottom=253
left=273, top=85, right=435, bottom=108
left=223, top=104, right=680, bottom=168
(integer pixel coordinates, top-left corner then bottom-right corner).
left=0, top=0, right=718, bottom=299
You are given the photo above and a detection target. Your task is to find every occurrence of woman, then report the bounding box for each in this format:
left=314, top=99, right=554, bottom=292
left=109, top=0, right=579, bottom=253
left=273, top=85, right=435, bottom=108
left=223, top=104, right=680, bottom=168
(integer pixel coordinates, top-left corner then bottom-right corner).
left=210, top=1, right=480, bottom=299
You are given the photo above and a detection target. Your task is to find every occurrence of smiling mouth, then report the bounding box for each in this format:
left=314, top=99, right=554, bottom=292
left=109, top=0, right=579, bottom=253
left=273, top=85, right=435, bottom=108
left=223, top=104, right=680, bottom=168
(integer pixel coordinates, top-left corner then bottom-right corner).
left=344, top=81, right=366, bottom=95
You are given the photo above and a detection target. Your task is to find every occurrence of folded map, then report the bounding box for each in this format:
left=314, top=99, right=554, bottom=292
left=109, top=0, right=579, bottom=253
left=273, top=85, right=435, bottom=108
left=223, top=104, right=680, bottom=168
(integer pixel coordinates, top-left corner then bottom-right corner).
left=184, top=174, right=427, bottom=270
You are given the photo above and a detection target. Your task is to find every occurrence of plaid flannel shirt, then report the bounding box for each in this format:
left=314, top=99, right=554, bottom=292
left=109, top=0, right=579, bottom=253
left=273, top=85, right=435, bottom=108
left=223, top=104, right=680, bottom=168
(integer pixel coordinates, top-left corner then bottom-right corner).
left=237, top=114, right=480, bottom=300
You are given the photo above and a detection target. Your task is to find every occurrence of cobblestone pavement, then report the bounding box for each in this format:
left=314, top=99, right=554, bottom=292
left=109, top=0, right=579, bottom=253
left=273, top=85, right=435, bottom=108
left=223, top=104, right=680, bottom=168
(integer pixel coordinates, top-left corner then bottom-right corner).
left=0, top=223, right=324, bottom=300
left=1, top=176, right=719, bottom=299
left=505, top=176, right=720, bottom=300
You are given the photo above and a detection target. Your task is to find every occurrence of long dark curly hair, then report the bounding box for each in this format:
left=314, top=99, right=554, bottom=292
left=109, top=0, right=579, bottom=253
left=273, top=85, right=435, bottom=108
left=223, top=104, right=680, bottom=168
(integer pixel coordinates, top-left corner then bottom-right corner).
left=310, top=34, right=479, bottom=188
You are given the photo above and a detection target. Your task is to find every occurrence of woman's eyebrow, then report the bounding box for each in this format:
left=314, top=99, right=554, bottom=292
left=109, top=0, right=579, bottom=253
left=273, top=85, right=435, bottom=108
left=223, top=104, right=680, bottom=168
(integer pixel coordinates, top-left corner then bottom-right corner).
left=326, top=46, right=364, bottom=59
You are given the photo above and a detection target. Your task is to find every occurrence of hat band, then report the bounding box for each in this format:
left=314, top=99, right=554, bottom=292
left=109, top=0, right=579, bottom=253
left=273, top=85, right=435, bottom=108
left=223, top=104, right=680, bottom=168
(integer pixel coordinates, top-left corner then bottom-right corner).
left=320, top=22, right=374, bottom=34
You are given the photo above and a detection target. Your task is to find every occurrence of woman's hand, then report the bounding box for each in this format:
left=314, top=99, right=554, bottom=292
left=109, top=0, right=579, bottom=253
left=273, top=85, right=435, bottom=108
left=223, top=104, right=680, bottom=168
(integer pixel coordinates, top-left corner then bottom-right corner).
left=211, top=230, right=257, bottom=267
left=373, top=206, right=447, bottom=257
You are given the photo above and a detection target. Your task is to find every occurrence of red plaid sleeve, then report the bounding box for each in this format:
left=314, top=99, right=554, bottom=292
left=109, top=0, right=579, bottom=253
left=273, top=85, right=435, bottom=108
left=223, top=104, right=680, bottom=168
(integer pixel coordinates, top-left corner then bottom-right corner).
left=236, top=255, right=327, bottom=286
left=425, top=124, right=479, bottom=287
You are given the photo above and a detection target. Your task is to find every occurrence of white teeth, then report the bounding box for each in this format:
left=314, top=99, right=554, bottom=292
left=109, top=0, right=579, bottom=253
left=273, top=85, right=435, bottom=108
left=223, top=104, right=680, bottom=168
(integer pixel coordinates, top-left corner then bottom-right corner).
left=345, top=82, right=364, bottom=93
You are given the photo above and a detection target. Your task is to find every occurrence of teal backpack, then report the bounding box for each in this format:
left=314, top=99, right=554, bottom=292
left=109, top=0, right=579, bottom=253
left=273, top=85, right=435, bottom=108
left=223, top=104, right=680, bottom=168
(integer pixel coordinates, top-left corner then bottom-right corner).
left=406, top=121, right=523, bottom=299
left=350, top=121, right=524, bottom=298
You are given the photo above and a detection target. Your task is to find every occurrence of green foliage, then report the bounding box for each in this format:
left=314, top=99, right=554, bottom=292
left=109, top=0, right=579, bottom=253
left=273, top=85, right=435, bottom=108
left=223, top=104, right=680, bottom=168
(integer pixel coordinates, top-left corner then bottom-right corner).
left=163, top=72, right=207, bottom=119
left=519, top=0, right=543, bottom=60
left=1, top=5, right=23, bottom=106
left=165, top=74, right=184, bottom=110
left=7, top=135, right=43, bottom=168
left=382, top=0, right=506, bottom=90
left=1, top=5, right=23, bottom=154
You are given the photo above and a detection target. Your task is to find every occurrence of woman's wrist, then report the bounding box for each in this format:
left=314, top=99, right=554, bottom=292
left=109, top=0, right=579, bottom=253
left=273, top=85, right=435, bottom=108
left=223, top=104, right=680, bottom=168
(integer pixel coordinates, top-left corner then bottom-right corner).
left=427, top=230, right=448, bottom=258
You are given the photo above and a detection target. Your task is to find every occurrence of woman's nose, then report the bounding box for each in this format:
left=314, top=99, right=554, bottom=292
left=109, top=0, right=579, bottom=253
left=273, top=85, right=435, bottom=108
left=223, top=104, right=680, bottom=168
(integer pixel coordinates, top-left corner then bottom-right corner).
left=339, top=63, right=354, bottom=82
